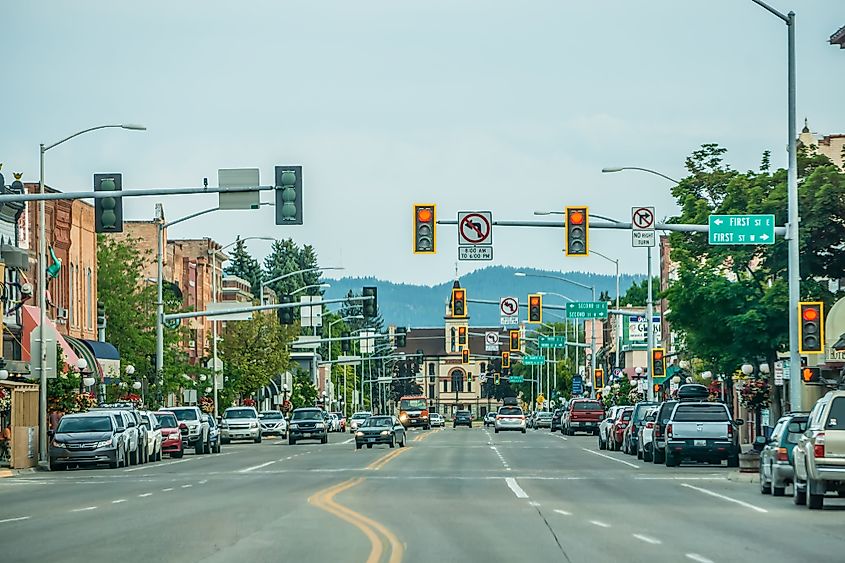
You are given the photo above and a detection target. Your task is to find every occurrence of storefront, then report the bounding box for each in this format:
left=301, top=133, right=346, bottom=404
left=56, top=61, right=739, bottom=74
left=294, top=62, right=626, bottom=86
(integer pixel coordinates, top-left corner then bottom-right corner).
left=0, top=380, right=39, bottom=469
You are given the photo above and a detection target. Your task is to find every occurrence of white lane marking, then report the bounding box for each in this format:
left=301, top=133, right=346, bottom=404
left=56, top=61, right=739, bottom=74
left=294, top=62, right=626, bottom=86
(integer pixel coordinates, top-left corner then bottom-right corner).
left=161, top=488, right=174, bottom=492
left=686, top=554, right=714, bottom=563
left=71, top=506, right=98, bottom=512
left=198, top=480, right=207, bottom=485
left=554, top=509, right=572, bottom=516
left=529, top=501, right=541, bottom=507
left=181, top=484, right=192, bottom=488
left=0, top=516, right=31, bottom=524
left=138, top=493, right=153, bottom=498
left=581, top=448, right=640, bottom=469
left=589, top=520, right=611, bottom=528
left=341, top=437, right=354, bottom=444
left=637, top=477, right=725, bottom=481
left=490, top=445, right=510, bottom=470
left=505, top=477, right=529, bottom=499
left=633, top=534, right=661, bottom=545
left=111, top=499, right=127, bottom=504
left=680, top=483, right=768, bottom=513
left=239, top=460, right=276, bottom=473
left=124, top=458, right=191, bottom=472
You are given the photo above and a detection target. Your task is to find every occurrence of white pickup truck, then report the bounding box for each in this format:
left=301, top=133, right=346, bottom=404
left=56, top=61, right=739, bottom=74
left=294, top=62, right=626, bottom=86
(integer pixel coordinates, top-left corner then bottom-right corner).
left=664, top=402, right=741, bottom=467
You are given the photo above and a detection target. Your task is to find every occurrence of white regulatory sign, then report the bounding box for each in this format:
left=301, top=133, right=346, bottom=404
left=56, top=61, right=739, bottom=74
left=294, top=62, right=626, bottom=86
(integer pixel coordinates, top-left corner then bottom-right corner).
left=458, top=246, right=492, bottom=261
left=632, top=230, right=656, bottom=247
left=500, top=297, right=519, bottom=316
left=458, top=211, right=493, bottom=246
left=485, top=331, right=500, bottom=351
left=632, top=207, right=655, bottom=230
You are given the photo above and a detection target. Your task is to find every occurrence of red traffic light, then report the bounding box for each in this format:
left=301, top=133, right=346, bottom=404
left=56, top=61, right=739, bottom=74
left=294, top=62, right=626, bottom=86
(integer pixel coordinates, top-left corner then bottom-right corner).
left=417, top=207, right=433, bottom=222
left=653, top=350, right=663, bottom=360
left=568, top=210, right=585, bottom=224
left=802, top=307, right=818, bottom=321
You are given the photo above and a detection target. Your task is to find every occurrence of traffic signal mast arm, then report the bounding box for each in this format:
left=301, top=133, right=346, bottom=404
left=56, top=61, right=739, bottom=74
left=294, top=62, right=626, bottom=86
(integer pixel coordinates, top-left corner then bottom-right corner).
left=0, top=183, right=281, bottom=204
left=465, top=297, right=648, bottom=318
left=162, top=296, right=372, bottom=322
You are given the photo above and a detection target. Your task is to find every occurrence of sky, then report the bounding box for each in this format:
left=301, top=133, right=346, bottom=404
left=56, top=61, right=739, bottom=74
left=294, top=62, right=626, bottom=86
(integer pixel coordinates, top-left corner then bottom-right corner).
left=3, top=1, right=844, bottom=286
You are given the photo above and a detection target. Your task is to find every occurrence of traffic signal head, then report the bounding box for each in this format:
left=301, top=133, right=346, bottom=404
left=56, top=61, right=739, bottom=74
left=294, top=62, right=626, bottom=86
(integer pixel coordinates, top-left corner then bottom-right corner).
left=501, top=351, right=510, bottom=369
left=651, top=348, right=666, bottom=377
left=278, top=294, right=295, bottom=325
left=466, top=371, right=472, bottom=383
left=341, top=332, right=351, bottom=353
left=509, top=329, right=520, bottom=352
left=452, top=288, right=467, bottom=318
left=653, top=383, right=661, bottom=396
left=458, top=326, right=467, bottom=346
left=799, top=302, right=824, bottom=354
left=275, top=165, right=303, bottom=225
left=413, top=204, right=436, bottom=253
left=94, top=173, right=123, bottom=233
left=565, top=206, right=589, bottom=256
left=801, top=366, right=821, bottom=383
left=462, top=348, right=469, bottom=364
left=395, top=327, right=407, bottom=348
left=528, top=294, right=542, bottom=323
left=96, top=301, right=106, bottom=329
left=594, top=368, right=604, bottom=389
left=494, top=373, right=500, bottom=385
left=362, top=286, right=378, bottom=318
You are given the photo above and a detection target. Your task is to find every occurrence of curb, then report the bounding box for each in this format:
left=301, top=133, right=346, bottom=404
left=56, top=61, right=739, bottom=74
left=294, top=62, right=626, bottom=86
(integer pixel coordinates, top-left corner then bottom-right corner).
left=726, top=471, right=760, bottom=484
left=0, top=466, right=43, bottom=478
left=0, top=469, right=13, bottom=478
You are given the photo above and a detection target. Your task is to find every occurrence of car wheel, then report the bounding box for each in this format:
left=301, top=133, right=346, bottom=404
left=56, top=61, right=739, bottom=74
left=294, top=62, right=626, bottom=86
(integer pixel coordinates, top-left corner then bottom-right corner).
left=109, top=456, right=119, bottom=469
left=495, top=428, right=499, bottom=434
left=389, top=438, right=395, bottom=448
left=129, top=448, right=138, bottom=465
left=637, top=447, right=643, bottom=460
left=221, top=438, right=230, bottom=445
left=424, top=425, right=431, bottom=430
left=808, top=492, right=824, bottom=510
left=521, top=429, right=526, bottom=434
left=367, top=444, right=373, bottom=449
left=793, top=479, right=807, bottom=505
left=321, top=435, right=328, bottom=444
left=48, top=460, right=61, bottom=471
left=643, top=444, right=653, bottom=462
left=653, top=448, right=664, bottom=464
left=772, top=485, right=786, bottom=497
left=760, top=476, right=771, bottom=494
left=254, top=435, right=262, bottom=444
left=400, top=434, right=406, bottom=447
left=289, top=437, right=296, bottom=445
left=356, top=443, right=362, bottom=450
left=665, top=453, right=679, bottom=467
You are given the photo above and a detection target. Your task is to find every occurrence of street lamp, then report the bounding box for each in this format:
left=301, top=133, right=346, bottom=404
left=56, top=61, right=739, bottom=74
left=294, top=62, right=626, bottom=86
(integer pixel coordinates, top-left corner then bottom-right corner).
left=741, top=363, right=755, bottom=377
left=600, top=166, right=681, bottom=184
left=38, top=123, right=146, bottom=463
left=260, top=267, right=344, bottom=305
left=0, top=369, right=8, bottom=381
left=328, top=315, right=364, bottom=417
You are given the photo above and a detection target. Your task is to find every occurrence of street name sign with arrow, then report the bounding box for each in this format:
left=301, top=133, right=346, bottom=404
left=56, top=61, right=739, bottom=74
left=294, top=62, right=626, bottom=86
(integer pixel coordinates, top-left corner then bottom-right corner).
left=708, top=214, right=775, bottom=245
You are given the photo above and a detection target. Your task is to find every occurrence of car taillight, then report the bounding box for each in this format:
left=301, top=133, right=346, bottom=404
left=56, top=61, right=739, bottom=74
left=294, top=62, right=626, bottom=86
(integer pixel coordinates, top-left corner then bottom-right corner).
left=654, top=426, right=662, bottom=437
left=814, top=433, right=826, bottom=458
left=179, top=423, right=187, bottom=429
left=666, top=424, right=673, bottom=438
left=776, top=447, right=789, bottom=462
left=645, top=422, right=654, bottom=429
left=727, top=423, right=733, bottom=439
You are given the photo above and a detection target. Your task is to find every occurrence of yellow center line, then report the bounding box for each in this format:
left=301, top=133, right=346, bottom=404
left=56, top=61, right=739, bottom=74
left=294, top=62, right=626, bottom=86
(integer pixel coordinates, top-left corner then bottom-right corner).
left=369, top=448, right=409, bottom=470
left=309, top=478, right=383, bottom=563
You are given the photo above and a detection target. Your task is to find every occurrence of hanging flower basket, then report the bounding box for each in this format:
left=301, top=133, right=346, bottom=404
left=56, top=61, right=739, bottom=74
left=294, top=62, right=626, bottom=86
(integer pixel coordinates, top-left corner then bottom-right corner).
left=707, top=381, right=722, bottom=402
left=0, top=388, right=10, bottom=413
left=75, top=392, right=97, bottom=411
left=199, top=396, right=214, bottom=414
left=243, top=398, right=256, bottom=407
left=739, top=378, right=770, bottom=411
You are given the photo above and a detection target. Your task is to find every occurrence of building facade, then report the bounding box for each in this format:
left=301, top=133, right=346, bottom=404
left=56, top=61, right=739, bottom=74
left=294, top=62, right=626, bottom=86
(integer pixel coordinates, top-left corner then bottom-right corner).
left=798, top=120, right=844, bottom=171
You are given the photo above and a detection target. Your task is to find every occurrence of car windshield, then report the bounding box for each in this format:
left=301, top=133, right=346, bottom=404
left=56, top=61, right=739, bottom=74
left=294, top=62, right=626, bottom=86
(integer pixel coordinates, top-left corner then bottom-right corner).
left=621, top=411, right=632, bottom=420
left=363, top=416, right=393, bottom=427
left=261, top=412, right=284, bottom=420
left=400, top=399, right=427, bottom=410
left=538, top=412, right=552, bottom=418
left=57, top=416, right=113, bottom=433
left=172, top=409, right=198, bottom=421
left=633, top=404, right=657, bottom=421
left=156, top=414, right=178, bottom=428
left=457, top=411, right=470, bottom=416
left=351, top=413, right=372, bottom=420
left=672, top=404, right=729, bottom=422
left=223, top=409, right=256, bottom=419
left=826, top=398, right=845, bottom=430
left=499, top=407, right=522, bottom=416
left=292, top=410, right=323, bottom=421
left=573, top=401, right=603, bottom=411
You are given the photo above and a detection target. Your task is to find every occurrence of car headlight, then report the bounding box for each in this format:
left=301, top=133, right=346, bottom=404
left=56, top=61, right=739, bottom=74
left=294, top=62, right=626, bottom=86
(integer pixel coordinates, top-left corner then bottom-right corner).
left=356, top=431, right=364, bottom=437
left=95, top=439, right=113, bottom=448
left=315, top=423, right=325, bottom=429
left=290, top=423, right=299, bottom=430
left=380, top=430, right=390, bottom=436
left=250, top=422, right=258, bottom=429
left=51, top=439, right=66, bottom=448
left=399, top=413, right=408, bottom=420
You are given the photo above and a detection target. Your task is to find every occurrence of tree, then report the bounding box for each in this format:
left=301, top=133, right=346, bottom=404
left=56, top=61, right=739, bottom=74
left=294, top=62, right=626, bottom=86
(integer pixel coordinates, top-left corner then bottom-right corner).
left=619, top=278, right=658, bottom=307
left=291, top=368, right=318, bottom=409
left=224, top=237, right=263, bottom=296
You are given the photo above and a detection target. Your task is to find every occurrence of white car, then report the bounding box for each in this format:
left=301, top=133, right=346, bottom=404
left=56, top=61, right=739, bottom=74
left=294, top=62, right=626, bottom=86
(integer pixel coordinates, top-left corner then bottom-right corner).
left=349, top=412, right=372, bottom=433
left=259, top=411, right=288, bottom=438
left=139, top=411, right=163, bottom=462
left=328, top=413, right=342, bottom=432
left=429, top=413, right=445, bottom=427
left=494, top=406, right=526, bottom=433
left=598, top=405, right=627, bottom=450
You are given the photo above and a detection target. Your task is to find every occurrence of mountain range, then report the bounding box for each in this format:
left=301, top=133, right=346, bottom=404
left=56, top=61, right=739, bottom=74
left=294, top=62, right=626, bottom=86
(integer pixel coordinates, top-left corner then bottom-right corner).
left=324, top=266, right=644, bottom=327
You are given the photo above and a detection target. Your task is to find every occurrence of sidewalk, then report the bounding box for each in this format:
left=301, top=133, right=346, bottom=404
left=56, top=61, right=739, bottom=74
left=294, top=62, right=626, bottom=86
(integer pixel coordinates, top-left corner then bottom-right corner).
left=726, top=470, right=760, bottom=484
left=0, top=466, right=41, bottom=478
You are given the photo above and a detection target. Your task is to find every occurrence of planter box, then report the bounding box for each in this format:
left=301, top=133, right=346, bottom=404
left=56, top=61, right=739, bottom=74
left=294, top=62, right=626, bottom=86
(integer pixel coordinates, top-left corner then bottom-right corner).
left=739, top=451, right=760, bottom=473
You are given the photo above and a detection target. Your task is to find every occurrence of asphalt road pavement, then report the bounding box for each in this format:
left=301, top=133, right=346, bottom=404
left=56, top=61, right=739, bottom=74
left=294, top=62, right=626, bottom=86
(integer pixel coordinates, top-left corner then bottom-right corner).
left=2, top=427, right=844, bottom=563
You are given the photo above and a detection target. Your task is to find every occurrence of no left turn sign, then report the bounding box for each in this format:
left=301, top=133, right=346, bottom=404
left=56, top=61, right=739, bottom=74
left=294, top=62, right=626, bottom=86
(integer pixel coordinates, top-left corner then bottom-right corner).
left=458, top=211, right=493, bottom=245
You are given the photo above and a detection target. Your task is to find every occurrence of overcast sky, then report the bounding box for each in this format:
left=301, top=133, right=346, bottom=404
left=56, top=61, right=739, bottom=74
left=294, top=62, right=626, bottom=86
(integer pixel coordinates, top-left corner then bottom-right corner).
left=3, top=1, right=843, bottom=285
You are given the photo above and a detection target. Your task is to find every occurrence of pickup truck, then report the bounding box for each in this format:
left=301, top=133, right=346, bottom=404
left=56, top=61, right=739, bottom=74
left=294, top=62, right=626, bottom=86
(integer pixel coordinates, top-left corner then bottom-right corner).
left=793, top=390, right=845, bottom=509
left=664, top=402, right=740, bottom=467
left=563, top=399, right=605, bottom=436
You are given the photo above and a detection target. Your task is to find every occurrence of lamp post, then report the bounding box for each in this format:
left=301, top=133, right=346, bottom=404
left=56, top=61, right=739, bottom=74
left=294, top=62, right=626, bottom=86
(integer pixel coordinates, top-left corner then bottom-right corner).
left=125, top=364, right=138, bottom=404
left=38, top=123, right=146, bottom=463
left=76, top=358, right=95, bottom=395
left=260, top=267, right=344, bottom=306
left=328, top=315, right=364, bottom=415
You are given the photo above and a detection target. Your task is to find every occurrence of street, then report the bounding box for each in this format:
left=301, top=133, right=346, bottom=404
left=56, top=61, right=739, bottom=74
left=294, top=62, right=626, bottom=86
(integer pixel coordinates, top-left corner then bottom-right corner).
left=2, top=427, right=843, bottom=563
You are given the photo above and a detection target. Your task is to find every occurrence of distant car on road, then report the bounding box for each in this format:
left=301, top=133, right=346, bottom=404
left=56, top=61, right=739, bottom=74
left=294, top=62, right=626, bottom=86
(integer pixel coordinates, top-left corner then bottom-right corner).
left=495, top=406, right=526, bottom=434
left=220, top=406, right=262, bottom=444
left=483, top=412, right=497, bottom=427
left=563, top=399, right=605, bottom=436
left=139, top=410, right=163, bottom=462
left=598, top=406, right=627, bottom=450
left=636, top=407, right=659, bottom=461
left=289, top=408, right=329, bottom=445
left=453, top=410, right=473, bottom=428
left=398, top=395, right=431, bottom=429
left=609, top=407, right=634, bottom=451
left=168, top=406, right=210, bottom=455
left=260, top=410, right=288, bottom=438
left=204, top=414, right=222, bottom=453
left=623, top=402, right=658, bottom=456
left=534, top=411, right=553, bottom=429
left=349, top=412, right=372, bottom=433
left=330, top=412, right=346, bottom=432
left=156, top=411, right=184, bottom=458
left=355, top=415, right=407, bottom=449
left=759, top=412, right=808, bottom=496
left=429, top=412, right=445, bottom=427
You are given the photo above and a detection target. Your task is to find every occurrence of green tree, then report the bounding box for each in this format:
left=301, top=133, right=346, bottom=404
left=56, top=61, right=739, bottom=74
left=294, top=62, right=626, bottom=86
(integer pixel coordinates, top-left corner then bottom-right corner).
left=619, top=278, right=658, bottom=307
left=291, top=368, right=318, bottom=409
left=224, top=237, right=263, bottom=296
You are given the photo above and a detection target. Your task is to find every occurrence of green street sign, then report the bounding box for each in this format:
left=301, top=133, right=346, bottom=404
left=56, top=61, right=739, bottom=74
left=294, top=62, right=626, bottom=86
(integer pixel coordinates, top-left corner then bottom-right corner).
left=522, top=355, right=546, bottom=366
left=508, top=375, right=524, bottom=384
left=708, top=214, right=775, bottom=245
left=538, top=335, right=566, bottom=349
left=566, top=301, right=608, bottom=319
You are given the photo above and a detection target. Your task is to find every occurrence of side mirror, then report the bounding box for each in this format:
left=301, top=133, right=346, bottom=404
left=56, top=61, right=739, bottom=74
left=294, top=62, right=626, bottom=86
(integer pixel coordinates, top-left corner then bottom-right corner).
left=258, top=414, right=265, bottom=419
left=154, top=424, right=162, bottom=430
left=734, top=419, right=745, bottom=426
left=47, top=429, right=55, bottom=437
left=115, top=428, right=125, bottom=433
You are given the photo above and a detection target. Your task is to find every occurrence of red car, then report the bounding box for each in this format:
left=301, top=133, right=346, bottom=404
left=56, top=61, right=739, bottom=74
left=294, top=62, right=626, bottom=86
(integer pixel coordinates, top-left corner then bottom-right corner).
left=609, top=407, right=634, bottom=451
left=156, top=411, right=184, bottom=458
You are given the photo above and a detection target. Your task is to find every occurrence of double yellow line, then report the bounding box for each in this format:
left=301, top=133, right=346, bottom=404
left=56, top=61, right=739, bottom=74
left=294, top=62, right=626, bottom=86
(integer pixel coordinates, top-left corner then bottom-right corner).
left=367, top=447, right=409, bottom=470
left=413, top=428, right=440, bottom=442
left=308, top=478, right=404, bottom=563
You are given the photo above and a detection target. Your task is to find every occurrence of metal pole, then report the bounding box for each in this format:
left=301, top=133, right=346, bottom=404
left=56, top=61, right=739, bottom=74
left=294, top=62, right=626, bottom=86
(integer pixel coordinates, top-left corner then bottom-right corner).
left=590, top=286, right=597, bottom=398
left=646, top=246, right=654, bottom=401
left=211, top=249, right=219, bottom=418
left=155, top=220, right=164, bottom=386
left=615, top=259, right=621, bottom=370
left=38, top=145, right=47, bottom=463
left=786, top=11, right=801, bottom=407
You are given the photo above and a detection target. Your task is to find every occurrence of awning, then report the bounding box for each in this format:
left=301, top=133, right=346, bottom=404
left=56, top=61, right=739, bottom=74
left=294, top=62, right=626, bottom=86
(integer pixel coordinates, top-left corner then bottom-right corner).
left=75, top=338, right=121, bottom=383
left=20, top=305, right=79, bottom=371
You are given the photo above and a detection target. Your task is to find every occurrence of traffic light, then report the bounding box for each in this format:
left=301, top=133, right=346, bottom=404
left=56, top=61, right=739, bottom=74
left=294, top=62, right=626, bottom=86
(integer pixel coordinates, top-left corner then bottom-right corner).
left=501, top=351, right=510, bottom=369
left=528, top=294, right=542, bottom=323
left=466, top=371, right=472, bottom=383
left=801, top=366, right=821, bottom=383
left=653, top=384, right=661, bottom=396
left=799, top=302, right=824, bottom=354
left=494, top=373, right=500, bottom=385
left=275, top=165, right=303, bottom=225
left=94, top=173, right=123, bottom=233
left=362, top=286, right=378, bottom=319
left=278, top=295, right=296, bottom=325
left=462, top=348, right=469, bottom=364
left=509, top=329, right=520, bottom=352
left=458, top=326, right=467, bottom=346
left=96, top=301, right=106, bottom=330
left=565, top=206, right=589, bottom=256
left=594, top=368, right=604, bottom=389
left=413, top=204, right=436, bottom=253
left=651, top=348, right=666, bottom=378
left=452, top=288, right=467, bottom=318
left=395, top=327, right=407, bottom=348
left=341, top=332, right=351, bottom=353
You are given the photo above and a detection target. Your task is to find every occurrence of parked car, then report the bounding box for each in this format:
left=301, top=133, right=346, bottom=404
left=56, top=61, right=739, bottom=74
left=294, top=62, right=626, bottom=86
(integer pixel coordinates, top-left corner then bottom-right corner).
left=663, top=401, right=741, bottom=467
left=483, top=412, right=497, bottom=427
left=168, top=406, right=210, bottom=454
left=609, top=407, right=634, bottom=451
left=550, top=409, right=563, bottom=432
left=623, top=402, right=658, bottom=455
left=495, top=405, right=526, bottom=434
left=204, top=414, right=222, bottom=453
left=430, top=413, right=445, bottom=427
left=355, top=415, right=407, bottom=449
left=759, top=412, right=808, bottom=496
left=49, top=411, right=127, bottom=470
left=563, top=399, right=605, bottom=436
left=453, top=410, right=473, bottom=428
left=260, top=410, right=288, bottom=438
left=534, top=411, right=554, bottom=429
left=330, top=412, right=346, bottom=432
left=90, top=406, right=145, bottom=465
left=793, top=390, right=845, bottom=509
left=220, top=406, right=262, bottom=444
left=598, top=406, right=627, bottom=450
left=349, top=412, right=372, bottom=433
left=289, top=408, right=329, bottom=445
left=156, top=411, right=184, bottom=458
left=651, top=400, right=679, bottom=464
left=636, top=407, right=659, bottom=461
left=327, top=413, right=341, bottom=432
left=139, top=410, right=163, bottom=462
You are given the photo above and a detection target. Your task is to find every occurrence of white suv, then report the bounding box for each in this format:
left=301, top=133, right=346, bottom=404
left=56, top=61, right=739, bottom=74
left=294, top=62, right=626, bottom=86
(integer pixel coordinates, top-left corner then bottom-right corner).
left=139, top=411, right=163, bottom=462
left=168, top=406, right=211, bottom=454
left=793, top=390, right=845, bottom=509
left=221, top=406, right=262, bottom=443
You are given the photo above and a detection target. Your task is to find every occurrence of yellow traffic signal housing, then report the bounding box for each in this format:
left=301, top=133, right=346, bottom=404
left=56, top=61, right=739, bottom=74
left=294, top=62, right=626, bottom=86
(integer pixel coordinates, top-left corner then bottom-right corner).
left=528, top=294, right=542, bottom=323
left=452, top=288, right=467, bottom=318
left=651, top=348, right=666, bottom=378
left=501, top=351, right=510, bottom=369
left=458, top=326, right=467, bottom=346
left=799, top=302, right=824, bottom=354
left=509, top=329, right=520, bottom=352
left=462, top=348, right=470, bottom=364
left=594, top=368, right=604, bottom=389
left=413, top=204, right=436, bottom=253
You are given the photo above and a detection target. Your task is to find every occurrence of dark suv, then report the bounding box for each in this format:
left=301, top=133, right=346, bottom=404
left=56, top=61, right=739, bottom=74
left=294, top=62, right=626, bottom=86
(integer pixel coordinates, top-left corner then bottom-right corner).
left=453, top=410, right=472, bottom=428
left=651, top=400, right=678, bottom=464
left=288, top=408, right=329, bottom=445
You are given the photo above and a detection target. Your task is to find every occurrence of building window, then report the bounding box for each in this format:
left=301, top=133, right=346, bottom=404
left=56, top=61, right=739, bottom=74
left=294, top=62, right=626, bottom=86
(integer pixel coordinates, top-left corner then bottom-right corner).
left=442, top=379, right=448, bottom=393
left=68, top=263, right=75, bottom=327
left=428, top=363, right=435, bottom=376
left=428, top=384, right=435, bottom=399
left=86, top=267, right=93, bottom=329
